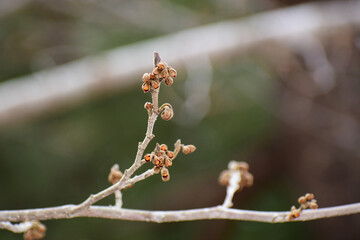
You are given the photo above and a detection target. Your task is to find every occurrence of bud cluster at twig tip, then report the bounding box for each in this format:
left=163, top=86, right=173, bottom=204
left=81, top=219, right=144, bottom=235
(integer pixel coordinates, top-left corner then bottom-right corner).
left=143, top=141, right=196, bottom=182
left=141, top=60, right=177, bottom=93
left=288, top=193, right=318, bottom=220
left=23, top=222, right=46, bottom=240
left=218, top=161, right=253, bottom=190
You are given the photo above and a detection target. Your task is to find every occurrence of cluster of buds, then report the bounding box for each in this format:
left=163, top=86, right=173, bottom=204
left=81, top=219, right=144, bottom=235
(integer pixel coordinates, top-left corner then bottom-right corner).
left=141, top=61, right=177, bottom=93
left=144, top=141, right=196, bottom=182
left=218, top=161, right=253, bottom=190
left=288, top=193, right=318, bottom=220
left=23, top=222, right=46, bottom=240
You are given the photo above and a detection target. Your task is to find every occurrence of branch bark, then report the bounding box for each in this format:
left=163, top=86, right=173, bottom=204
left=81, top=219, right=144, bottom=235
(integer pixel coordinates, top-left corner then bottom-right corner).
left=1, top=203, right=359, bottom=224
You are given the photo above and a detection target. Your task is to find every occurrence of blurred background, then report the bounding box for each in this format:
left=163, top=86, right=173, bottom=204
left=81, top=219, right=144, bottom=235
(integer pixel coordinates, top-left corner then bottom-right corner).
left=0, top=0, right=360, bottom=239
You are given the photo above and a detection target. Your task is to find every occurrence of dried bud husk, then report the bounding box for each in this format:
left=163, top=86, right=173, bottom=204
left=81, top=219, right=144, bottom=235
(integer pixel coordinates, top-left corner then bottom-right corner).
left=24, top=222, right=46, bottom=240
left=160, top=144, right=168, bottom=151
left=164, top=157, right=172, bottom=167
left=165, top=76, right=174, bottom=86
left=154, top=166, right=161, bottom=174
left=168, top=67, right=177, bottom=78
left=305, top=193, right=315, bottom=201
left=167, top=151, right=174, bottom=159
left=161, top=167, right=170, bottom=182
left=142, top=82, right=150, bottom=93
left=161, top=106, right=174, bottom=121
left=182, top=144, right=196, bottom=154
left=108, top=165, right=123, bottom=184
left=151, top=80, right=159, bottom=89
left=144, top=102, right=152, bottom=110
left=218, top=170, right=231, bottom=186
left=144, top=153, right=153, bottom=162
left=142, top=73, right=150, bottom=82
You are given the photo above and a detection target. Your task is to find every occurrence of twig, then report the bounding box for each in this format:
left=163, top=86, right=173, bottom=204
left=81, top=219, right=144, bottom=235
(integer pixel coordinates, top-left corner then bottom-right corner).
left=114, top=191, right=122, bottom=208
left=0, top=203, right=359, bottom=223
left=0, top=221, right=33, bottom=233
left=222, top=170, right=241, bottom=208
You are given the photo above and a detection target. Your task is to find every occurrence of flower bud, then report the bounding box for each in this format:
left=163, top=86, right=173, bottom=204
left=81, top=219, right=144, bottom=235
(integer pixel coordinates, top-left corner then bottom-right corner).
left=168, top=67, right=177, bottom=78
left=154, top=166, right=161, bottom=174
left=142, top=82, right=150, bottom=93
left=218, top=170, right=230, bottom=186
left=157, top=62, right=166, bottom=71
left=167, top=151, right=174, bottom=159
left=309, top=201, right=318, bottom=209
left=144, top=153, right=153, bottom=162
left=182, top=144, right=196, bottom=154
left=151, top=80, right=159, bottom=89
left=24, top=222, right=46, bottom=240
left=165, top=76, right=174, bottom=86
left=149, top=73, right=155, bottom=80
left=298, top=196, right=307, bottom=205
left=160, top=144, right=168, bottom=151
left=142, top=73, right=150, bottom=82
left=108, top=166, right=123, bottom=184
left=305, top=193, right=314, bottom=201
left=161, top=106, right=174, bottom=121
left=161, top=167, right=170, bottom=182
left=161, top=69, right=168, bottom=78
left=164, top=157, right=172, bottom=167
left=144, top=102, right=152, bottom=110
left=152, top=156, right=164, bottom=167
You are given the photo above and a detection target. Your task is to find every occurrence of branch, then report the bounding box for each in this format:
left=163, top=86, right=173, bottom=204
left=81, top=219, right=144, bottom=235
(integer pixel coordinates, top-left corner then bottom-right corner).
left=0, top=203, right=359, bottom=223
left=0, top=1, right=360, bottom=126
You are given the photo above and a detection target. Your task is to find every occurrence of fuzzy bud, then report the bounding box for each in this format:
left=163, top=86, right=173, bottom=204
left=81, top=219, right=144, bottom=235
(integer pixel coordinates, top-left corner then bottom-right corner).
left=144, top=153, right=153, bottom=162
left=160, top=144, right=168, bottom=151
left=218, top=170, right=231, bottom=186
left=150, top=80, right=159, bottom=89
left=161, top=167, right=170, bottom=182
left=108, top=165, right=123, bottom=184
left=164, top=157, right=173, bottom=167
left=168, top=67, right=177, bottom=78
left=309, top=201, right=318, bottom=209
left=157, top=62, right=166, bottom=71
left=298, top=196, right=307, bottom=205
left=24, top=222, right=46, bottom=240
left=142, top=82, right=150, bottom=93
left=305, top=193, right=315, bottom=201
left=167, top=151, right=174, bottom=159
left=142, top=73, right=150, bottom=82
left=149, top=73, right=155, bottom=80
left=182, top=144, right=196, bottom=154
left=154, top=166, right=161, bottom=174
left=144, top=102, right=152, bottom=110
left=161, top=69, right=168, bottom=78
left=152, top=156, right=164, bottom=167
left=165, top=76, right=174, bottom=86
left=161, top=106, right=174, bottom=121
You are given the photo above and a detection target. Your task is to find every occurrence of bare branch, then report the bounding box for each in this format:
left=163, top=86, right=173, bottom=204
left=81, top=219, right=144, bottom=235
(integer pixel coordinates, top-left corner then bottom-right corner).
left=0, top=203, right=359, bottom=223
left=0, top=221, right=33, bottom=233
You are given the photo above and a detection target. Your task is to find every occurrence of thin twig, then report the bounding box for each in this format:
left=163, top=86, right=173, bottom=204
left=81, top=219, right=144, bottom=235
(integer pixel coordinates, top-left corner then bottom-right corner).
left=0, top=203, right=359, bottom=223
left=0, top=221, right=33, bottom=233
left=222, top=170, right=241, bottom=208
left=114, top=191, right=122, bottom=208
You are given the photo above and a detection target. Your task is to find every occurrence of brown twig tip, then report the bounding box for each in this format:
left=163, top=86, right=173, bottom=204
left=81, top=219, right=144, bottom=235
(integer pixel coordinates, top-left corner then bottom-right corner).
left=288, top=193, right=318, bottom=220
left=23, top=222, right=46, bottom=240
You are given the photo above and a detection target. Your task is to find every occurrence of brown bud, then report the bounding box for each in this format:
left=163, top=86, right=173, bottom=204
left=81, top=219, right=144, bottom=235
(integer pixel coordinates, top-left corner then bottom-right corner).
left=144, top=102, right=152, bottom=110
left=305, top=193, right=314, bottom=201
left=161, top=167, right=170, bottom=182
left=167, top=151, right=174, bottom=159
left=144, top=153, right=152, bottom=162
left=142, top=73, right=150, bottom=82
left=108, top=165, right=123, bottom=184
left=168, top=67, right=177, bottom=78
left=152, top=156, right=164, bottom=167
left=161, top=69, right=168, bottom=78
left=24, top=222, right=46, bottom=240
left=290, top=209, right=301, bottom=219
left=160, top=144, right=168, bottom=151
left=298, top=196, right=307, bottom=205
left=309, top=201, right=318, bottom=209
left=218, top=170, right=231, bottom=186
left=142, top=82, right=150, bottom=93
left=151, top=80, right=159, bottom=89
left=164, top=157, right=172, bottom=167
left=152, top=67, right=161, bottom=75
left=161, top=106, right=174, bottom=121
left=149, top=73, right=155, bottom=80
left=182, top=144, right=196, bottom=154
left=165, top=76, right=174, bottom=86
left=157, top=62, right=166, bottom=71
left=243, top=171, right=254, bottom=187
left=154, top=166, right=161, bottom=174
